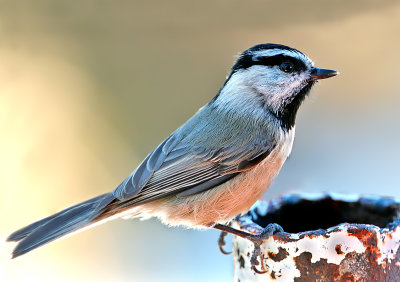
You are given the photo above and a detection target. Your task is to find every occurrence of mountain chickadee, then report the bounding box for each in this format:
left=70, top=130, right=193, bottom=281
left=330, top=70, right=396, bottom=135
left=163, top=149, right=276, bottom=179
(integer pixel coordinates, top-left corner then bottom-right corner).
left=8, top=43, right=338, bottom=263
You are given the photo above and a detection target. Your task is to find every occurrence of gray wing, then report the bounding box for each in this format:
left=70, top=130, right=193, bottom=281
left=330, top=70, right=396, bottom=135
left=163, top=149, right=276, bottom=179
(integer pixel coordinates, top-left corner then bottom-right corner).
left=112, top=135, right=182, bottom=200
left=112, top=105, right=279, bottom=202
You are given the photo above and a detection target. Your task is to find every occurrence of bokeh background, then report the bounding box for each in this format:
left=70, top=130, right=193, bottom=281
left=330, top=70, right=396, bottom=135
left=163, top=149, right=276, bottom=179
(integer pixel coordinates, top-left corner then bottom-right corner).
left=1, top=1, right=400, bottom=281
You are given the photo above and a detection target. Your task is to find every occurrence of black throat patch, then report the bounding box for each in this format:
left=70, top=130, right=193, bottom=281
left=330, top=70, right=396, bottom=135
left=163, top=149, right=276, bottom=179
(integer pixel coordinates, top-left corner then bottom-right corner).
left=273, top=81, right=315, bottom=131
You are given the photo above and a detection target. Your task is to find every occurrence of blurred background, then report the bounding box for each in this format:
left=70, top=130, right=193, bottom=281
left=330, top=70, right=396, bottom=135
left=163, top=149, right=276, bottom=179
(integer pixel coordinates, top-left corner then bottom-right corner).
left=1, top=1, right=400, bottom=281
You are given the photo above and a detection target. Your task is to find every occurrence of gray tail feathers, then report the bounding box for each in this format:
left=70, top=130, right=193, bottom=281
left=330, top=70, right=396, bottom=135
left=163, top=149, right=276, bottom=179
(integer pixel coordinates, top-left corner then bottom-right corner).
left=7, top=193, right=115, bottom=258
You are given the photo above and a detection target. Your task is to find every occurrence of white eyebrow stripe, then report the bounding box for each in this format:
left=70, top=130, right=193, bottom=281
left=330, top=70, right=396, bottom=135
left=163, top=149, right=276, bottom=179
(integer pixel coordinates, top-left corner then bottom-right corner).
left=251, top=48, right=298, bottom=57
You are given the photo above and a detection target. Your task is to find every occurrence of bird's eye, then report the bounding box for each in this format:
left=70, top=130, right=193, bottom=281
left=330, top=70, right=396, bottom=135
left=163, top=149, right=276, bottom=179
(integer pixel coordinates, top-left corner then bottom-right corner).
left=280, top=62, right=294, bottom=73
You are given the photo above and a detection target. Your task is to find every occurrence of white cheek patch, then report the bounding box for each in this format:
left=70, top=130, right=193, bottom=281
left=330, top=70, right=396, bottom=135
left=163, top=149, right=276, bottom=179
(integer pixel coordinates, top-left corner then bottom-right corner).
left=266, top=71, right=311, bottom=112
left=237, top=65, right=311, bottom=113
left=214, top=48, right=314, bottom=116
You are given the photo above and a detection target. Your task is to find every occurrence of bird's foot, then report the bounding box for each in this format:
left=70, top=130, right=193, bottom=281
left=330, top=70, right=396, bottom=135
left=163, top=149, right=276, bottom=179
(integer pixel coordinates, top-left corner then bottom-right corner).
left=248, top=223, right=284, bottom=245
left=247, top=223, right=284, bottom=274
left=214, top=222, right=283, bottom=274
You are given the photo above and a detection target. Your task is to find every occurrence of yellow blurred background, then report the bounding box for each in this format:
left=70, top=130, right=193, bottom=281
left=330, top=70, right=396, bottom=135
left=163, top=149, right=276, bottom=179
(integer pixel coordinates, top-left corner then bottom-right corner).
left=1, top=1, right=400, bottom=281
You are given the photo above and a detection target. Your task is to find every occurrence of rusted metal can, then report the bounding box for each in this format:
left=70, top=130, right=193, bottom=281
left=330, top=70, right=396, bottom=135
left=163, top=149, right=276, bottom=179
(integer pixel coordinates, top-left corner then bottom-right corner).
left=233, top=193, right=400, bottom=281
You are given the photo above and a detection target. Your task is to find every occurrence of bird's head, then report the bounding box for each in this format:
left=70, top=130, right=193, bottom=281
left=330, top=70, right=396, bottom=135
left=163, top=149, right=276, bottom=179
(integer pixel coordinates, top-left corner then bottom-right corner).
left=213, top=43, right=338, bottom=130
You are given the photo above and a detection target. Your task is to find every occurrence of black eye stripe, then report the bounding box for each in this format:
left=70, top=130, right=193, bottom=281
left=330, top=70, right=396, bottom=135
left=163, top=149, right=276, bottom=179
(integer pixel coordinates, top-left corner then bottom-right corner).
left=255, top=55, right=307, bottom=71
left=231, top=54, right=308, bottom=73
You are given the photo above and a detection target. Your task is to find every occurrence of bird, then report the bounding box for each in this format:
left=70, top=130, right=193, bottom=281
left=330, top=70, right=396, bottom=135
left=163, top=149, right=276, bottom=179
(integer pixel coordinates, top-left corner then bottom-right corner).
left=7, top=43, right=338, bottom=260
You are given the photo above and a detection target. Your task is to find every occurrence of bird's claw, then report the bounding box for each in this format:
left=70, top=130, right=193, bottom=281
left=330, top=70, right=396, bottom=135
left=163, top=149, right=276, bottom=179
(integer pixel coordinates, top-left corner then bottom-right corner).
left=214, top=222, right=284, bottom=274
left=250, top=244, right=268, bottom=274
left=253, top=223, right=283, bottom=242
left=258, top=223, right=283, bottom=239
left=249, top=223, right=284, bottom=274
left=218, top=231, right=231, bottom=255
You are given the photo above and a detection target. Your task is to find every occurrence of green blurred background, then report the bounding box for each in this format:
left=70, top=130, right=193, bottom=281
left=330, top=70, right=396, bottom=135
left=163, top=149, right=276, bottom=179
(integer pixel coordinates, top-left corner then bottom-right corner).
left=1, top=1, right=400, bottom=281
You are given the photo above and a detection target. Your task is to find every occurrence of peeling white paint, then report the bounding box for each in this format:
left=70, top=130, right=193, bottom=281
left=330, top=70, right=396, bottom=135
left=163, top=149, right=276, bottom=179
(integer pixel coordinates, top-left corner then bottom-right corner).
left=377, top=225, right=400, bottom=265
left=234, top=226, right=367, bottom=281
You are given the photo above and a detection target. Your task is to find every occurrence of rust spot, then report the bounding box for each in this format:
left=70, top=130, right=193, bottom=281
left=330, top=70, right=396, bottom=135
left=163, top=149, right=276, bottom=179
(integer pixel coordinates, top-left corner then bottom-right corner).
left=347, top=228, right=376, bottom=248
left=335, top=244, right=344, bottom=255
left=347, top=228, right=369, bottom=240
left=267, top=247, right=289, bottom=262
left=340, top=272, right=355, bottom=281
left=386, top=232, right=393, bottom=240
left=238, top=255, right=245, bottom=269
left=293, top=252, right=341, bottom=281
left=347, top=227, right=382, bottom=264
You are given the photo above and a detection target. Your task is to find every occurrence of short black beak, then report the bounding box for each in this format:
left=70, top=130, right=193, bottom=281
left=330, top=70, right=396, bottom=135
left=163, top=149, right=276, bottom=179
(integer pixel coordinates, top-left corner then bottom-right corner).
left=310, top=68, right=338, bottom=81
